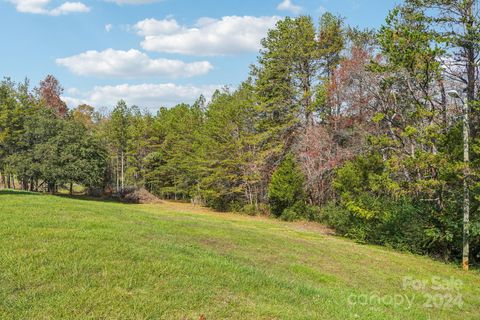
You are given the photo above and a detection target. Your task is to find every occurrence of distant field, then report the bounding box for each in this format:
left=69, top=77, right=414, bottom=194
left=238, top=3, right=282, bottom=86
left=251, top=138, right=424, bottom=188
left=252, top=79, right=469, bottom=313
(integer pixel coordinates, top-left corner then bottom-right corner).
left=0, top=190, right=479, bottom=319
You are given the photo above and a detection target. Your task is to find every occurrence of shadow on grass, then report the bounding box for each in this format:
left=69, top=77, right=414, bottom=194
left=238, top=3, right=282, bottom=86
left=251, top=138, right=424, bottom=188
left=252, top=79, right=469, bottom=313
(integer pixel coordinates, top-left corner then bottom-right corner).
left=0, top=189, right=41, bottom=196
left=0, top=189, right=165, bottom=206
left=55, top=193, right=127, bottom=204
left=0, top=189, right=126, bottom=204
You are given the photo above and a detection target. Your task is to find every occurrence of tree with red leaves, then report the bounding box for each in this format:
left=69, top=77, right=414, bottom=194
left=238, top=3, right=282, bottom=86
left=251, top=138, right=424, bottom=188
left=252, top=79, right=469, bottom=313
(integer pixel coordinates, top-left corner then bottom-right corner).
left=36, top=75, right=68, bottom=117
left=298, top=37, right=377, bottom=205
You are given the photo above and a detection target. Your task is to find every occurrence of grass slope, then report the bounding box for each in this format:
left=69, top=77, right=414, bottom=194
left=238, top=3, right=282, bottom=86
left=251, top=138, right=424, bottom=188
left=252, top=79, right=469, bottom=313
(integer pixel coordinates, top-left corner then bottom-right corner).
left=0, top=191, right=479, bottom=319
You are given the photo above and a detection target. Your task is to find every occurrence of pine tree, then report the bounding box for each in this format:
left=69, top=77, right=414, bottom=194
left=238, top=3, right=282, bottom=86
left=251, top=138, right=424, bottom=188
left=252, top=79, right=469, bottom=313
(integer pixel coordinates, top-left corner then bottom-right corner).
left=268, top=154, right=305, bottom=218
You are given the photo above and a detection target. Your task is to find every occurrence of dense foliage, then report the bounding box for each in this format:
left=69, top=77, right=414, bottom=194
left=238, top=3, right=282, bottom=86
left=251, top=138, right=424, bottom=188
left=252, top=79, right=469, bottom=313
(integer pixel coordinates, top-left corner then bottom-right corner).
left=2, top=1, right=480, bottom=264
left=268, top=154, right=308, bottom=220
left=0, top=79, right=107, bottom=193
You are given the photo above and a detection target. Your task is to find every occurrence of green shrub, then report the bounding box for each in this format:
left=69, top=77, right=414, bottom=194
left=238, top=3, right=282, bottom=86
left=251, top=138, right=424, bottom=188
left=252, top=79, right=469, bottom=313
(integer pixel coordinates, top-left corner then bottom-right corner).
left=321, top=203, right=355, bottom=234
left=322, top=197, right=437, bottom=254
left=330, top=152, right=469, bottom=260
left=242, top=204, right=260, bottom=216
left=280, top=207, right=299, bottom=221
left=279, top=201, right=322, bottom=222
left=303, top=204, right=322, bottom=222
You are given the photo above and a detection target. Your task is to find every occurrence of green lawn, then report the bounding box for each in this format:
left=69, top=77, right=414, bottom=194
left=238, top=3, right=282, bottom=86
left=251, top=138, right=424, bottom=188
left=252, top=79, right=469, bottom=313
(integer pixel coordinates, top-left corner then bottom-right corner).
left=1, top=191, right=479, bottom=319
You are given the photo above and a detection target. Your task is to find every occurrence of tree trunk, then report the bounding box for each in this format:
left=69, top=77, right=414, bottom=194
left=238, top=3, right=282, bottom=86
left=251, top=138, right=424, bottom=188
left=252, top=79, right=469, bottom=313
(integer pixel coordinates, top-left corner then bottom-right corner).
left=460, top=0, right=475, bottom=272
left=438, top=78, right=447, bottom=129
left=121, top=150, right=125, bottom=191
left=0, top=171, right=4, bottom=189
left=116, top=154, right=120, bottom=193
left=463, top=97, right=470, bottom=271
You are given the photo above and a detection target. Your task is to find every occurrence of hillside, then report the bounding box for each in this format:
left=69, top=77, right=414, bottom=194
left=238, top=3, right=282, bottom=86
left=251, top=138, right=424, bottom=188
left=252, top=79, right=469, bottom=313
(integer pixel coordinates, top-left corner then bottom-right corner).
left=0, top=190, right=479, bottom=319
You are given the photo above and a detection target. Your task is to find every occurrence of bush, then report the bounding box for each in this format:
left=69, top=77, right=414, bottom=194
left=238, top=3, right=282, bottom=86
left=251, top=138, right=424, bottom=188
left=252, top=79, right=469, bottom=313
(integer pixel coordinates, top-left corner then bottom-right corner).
left=279, top=202, right=321, bottom=222
left=321, top=198, right=433, bottom=253
left=321, top=203, right=348, bottom=230
left=242, top=204, right=255, bottom=216
left=303, top=204, right=322, bottom=222
left=201, top=190, right=242, bottom=212
left=241, top=204, right=271, bottom=216
left=242, top=204, right=259, bottom=216
left=329, top=153, right=469, bottom=259
left=280, top=207, right=299, bottom=221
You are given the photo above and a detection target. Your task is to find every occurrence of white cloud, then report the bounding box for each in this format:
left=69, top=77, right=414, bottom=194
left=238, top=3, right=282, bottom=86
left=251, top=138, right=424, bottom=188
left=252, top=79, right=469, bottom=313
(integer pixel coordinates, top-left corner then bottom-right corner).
left=105, top=0, right=162, bottom=4
left=9, top=0, right=90, bottom=15
left=56, top=49, right=213, bottom=78
left=134, top=15, right=281, bottom=56
left=134, top=18, right=181, bottom=36
left=105, top=24, right=113, bottom=32
left=63, top=83, right=222, bottom=109
left=49, top=2, right=89, bottom=15
left=277, top=0, right=303, bottom=14
left=10, top=0, right=49, bottom=14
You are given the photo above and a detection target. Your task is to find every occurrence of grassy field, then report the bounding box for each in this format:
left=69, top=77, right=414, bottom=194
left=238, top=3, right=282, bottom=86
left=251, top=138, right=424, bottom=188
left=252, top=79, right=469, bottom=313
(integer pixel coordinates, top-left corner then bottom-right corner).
left=1, top=190, right=479, bottom=319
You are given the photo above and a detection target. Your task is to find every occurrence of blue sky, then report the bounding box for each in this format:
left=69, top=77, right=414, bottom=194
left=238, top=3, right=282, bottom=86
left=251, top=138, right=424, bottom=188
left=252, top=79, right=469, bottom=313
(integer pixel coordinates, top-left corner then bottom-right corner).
left=0, top=0, right=402, bottom=109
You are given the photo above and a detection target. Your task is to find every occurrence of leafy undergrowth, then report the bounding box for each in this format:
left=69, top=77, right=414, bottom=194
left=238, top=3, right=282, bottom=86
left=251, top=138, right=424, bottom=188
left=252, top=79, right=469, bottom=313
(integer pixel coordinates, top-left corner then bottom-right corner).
left=0, top=190, right=479, bottom=319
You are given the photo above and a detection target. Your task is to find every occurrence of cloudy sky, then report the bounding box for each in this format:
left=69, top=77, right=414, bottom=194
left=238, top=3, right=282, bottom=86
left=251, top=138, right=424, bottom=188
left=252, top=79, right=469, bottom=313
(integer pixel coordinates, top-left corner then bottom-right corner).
left=1, top=0, right=400, bottom=110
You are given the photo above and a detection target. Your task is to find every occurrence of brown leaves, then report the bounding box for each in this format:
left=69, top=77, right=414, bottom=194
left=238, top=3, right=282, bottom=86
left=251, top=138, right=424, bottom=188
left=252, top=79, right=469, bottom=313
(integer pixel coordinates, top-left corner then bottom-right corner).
left=36, top=75, right=68, bottom=117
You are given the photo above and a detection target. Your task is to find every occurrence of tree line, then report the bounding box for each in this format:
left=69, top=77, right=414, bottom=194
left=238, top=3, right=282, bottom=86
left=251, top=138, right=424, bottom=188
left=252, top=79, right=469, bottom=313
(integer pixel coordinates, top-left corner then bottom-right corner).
left=1, top=0, right=479, bottom=265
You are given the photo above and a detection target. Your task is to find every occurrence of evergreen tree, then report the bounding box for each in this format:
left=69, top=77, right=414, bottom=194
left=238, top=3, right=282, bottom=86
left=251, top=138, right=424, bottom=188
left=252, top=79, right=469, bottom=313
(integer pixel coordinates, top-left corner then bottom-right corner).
left=199, top=83, right=261, bottom=211
left=145, top=103, right=203, bottom=200
left=268, top=154, right=306, bottom=218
